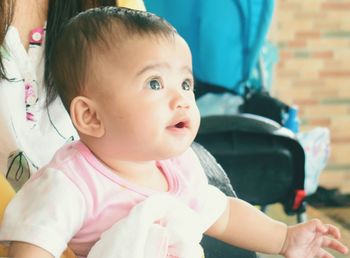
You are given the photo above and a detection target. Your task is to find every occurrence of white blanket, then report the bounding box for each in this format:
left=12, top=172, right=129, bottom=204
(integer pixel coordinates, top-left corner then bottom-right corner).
left=87, top=194, right=205, bottom=258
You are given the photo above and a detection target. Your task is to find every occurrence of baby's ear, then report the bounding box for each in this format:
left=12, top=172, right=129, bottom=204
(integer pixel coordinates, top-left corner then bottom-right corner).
left=70, top=96, right=105, bottom=138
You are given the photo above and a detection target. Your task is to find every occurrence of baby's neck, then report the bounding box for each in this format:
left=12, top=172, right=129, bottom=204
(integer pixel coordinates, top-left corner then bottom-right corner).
left=102, top=159, right=169, bottom=192
left=84, top=139, right=170, bottom=192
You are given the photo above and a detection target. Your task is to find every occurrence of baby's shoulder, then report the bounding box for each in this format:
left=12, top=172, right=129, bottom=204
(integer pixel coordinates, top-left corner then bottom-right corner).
left=29, top=141, right=91, bottom=192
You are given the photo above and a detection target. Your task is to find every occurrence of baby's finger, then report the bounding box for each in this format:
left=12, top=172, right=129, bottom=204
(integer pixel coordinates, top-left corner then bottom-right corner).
left=316, top=248, right=334, bottom=258
left=323, top=224, right=341, bottom=239
left=313, top=218, right=329, bottom=234
left=322, top=237, right=349, bottom=254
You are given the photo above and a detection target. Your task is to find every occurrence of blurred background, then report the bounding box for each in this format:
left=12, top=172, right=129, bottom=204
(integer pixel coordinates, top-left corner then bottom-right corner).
left=267, top=2, right=350, bottom=256
left=270, top=1, right=350, bottom=193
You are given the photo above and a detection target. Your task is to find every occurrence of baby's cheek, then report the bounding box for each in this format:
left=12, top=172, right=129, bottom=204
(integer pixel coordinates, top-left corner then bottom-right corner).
left=193, top=107, right=201, bottom=131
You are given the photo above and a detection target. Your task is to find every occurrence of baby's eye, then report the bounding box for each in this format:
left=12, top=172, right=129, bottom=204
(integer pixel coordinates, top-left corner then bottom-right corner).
left=147, top=79, right=163, bottom=90
left=181, top=79, right=193, bottom=91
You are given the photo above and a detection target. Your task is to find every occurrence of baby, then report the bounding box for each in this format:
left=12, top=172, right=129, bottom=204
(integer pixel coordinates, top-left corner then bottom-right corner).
left=0, top=7, right=348, bottom=258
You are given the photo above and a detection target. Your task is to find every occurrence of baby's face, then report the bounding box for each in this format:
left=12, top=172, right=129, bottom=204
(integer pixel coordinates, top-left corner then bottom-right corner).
left=87, top=34, right=200, bottom=161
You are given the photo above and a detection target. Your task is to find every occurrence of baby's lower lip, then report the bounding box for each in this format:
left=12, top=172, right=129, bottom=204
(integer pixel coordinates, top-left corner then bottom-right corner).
left=167, top=124, right=189, bottom=132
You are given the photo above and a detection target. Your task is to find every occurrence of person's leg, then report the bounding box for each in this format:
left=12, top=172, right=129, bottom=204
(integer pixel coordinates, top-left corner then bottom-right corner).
left=0, top=173, right=15, bottom=221
left=0, top=173, right=15, bottom=256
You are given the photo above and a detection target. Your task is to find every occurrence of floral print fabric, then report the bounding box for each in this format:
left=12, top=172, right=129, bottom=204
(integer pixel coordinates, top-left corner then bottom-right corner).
left=0, top=26, right=78, bottom=191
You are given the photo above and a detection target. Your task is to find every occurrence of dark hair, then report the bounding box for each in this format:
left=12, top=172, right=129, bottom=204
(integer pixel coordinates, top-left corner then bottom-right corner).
left=46, top=6, right=176, bottom=111
left=0, top=0, right=15, bottom=79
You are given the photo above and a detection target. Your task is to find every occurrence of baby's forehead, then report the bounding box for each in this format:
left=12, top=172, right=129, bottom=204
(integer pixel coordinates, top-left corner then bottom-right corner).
left=86, top=33, right=189, bottom=82
left=91, top=31, right=179, bottom=61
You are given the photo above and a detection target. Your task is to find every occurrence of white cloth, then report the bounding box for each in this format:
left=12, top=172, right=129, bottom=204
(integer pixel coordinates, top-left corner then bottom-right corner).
left=87, top=195, right=205, bottom=258
left=0, top=26, right=78, bottom=190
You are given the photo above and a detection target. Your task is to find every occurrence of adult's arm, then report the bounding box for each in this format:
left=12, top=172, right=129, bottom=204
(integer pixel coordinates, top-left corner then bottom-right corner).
left=9, top=242, right=54, bottom=258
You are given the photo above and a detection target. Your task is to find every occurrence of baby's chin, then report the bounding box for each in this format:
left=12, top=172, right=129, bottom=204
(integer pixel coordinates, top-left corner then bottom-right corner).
left=154, top=143, right=194, bottom=160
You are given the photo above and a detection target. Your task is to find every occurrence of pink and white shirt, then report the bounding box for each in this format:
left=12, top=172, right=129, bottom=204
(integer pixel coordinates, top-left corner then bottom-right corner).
left=0, top=141, right=227, bottom=258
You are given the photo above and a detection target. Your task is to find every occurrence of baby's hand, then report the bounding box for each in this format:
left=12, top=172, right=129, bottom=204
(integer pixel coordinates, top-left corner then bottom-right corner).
left=280, top=218, right=348, bottom=258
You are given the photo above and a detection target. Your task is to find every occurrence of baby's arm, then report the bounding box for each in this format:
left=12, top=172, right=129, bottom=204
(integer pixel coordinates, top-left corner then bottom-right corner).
left=205, top=197, right=287, bottom=254
left=206, top=197, right=348, bottom=257
left=9, top=242, right=53, bottom=258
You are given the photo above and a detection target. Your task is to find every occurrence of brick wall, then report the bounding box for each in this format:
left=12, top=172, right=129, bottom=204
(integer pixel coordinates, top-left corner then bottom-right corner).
left=269, top=1, right=350, bottom=174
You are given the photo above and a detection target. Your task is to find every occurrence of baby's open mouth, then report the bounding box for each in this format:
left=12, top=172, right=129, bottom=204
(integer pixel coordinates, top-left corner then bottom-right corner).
left=175, top=122, right=186, bottom=128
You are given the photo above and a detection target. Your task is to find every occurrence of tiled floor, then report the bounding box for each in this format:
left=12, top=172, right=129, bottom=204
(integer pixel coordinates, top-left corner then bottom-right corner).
left=258, top=170, right=350, bottom=258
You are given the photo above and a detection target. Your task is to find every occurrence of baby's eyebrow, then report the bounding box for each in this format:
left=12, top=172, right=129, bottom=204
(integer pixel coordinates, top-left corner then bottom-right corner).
left=136, top=63, right=192, bottom=77
left=182, top=66, right=193, bottom=75
left=136, top=63, right=170, bottom=76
